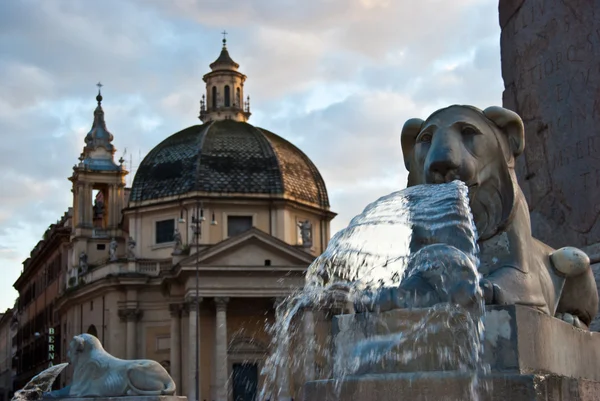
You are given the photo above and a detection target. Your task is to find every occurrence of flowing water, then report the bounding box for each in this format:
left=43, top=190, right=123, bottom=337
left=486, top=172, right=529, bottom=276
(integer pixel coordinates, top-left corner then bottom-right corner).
left=11, top=363, right=67, bottom=401
left=259, top=181, right=489, bottom=400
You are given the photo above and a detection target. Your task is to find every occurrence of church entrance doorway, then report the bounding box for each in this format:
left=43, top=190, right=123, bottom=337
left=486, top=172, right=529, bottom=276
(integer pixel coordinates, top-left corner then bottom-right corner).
left=232, top=362, right=258, bottom=401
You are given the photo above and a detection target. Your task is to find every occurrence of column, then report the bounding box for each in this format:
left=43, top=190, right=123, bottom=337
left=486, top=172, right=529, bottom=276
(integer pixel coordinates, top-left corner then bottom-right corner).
left=76, top=183, right=84, bottom=227
left=109, top=183, right=124, bottom=229
left=188, top=297, right=202, bottom=401
left=83, top=183, right=92, bottom=228
left=169, top=303, right=182, bottom=389
left=118, top=308, right=142, bottom=359
left=274, top=297, right=291, bottom=401
left=214, top=297, right=229, bottom=401
left=302, top=308, right=316, bottom=382
left=108, top=184, right=116, bottom=228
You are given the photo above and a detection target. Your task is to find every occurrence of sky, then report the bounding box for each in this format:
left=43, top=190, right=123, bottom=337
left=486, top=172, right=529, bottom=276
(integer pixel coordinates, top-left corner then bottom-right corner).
left=0, top=0, right=504, bottom=311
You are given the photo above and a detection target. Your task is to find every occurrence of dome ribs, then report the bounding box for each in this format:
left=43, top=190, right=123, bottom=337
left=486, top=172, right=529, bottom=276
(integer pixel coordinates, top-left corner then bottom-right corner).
left=129, top=121, right=329, bottom=209
left=257, top=128, right=330, bottom=209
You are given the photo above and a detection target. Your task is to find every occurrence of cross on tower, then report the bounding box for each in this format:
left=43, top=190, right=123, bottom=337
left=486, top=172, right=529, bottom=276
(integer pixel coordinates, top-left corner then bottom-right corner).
left=221, top=30, right=228, bottom=41
left=97, top=82, right=103, bottom=93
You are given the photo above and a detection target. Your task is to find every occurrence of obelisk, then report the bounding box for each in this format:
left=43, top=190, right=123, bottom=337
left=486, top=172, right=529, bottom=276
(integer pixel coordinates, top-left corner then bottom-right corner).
left=499, top=0, right=600, bottom=328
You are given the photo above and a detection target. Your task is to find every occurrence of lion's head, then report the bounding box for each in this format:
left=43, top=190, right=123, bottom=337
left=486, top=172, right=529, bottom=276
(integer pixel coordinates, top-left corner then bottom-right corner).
left=67, top=334, right=103, bottom=366
left=401, top=105, right=525, bottom=240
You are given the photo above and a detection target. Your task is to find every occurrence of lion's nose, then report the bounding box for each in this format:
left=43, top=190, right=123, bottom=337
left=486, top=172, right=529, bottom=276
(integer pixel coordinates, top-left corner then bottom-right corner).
left=427, top=159, right=459, bottom=183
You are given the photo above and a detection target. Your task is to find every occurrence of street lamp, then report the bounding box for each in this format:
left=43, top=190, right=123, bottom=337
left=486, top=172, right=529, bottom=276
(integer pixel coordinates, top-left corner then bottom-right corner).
left=188, top=200, right=217, bottom=401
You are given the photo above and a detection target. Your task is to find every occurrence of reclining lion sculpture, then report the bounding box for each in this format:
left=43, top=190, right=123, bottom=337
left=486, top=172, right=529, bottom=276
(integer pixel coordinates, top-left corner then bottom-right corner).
left=377, top=105, right=598, bottom=328
left=47, top=334, right=176, bottom=397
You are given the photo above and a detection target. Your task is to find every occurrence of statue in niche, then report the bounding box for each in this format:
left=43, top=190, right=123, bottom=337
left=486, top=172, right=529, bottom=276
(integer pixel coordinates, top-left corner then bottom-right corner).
left=93, top=199, right=104, bottom=219
left=78, top=252, right=88, bottom=274
left=172, top=229, right=183, bottom=255
left=298, top=219, right=313, bottom=248
left=365, top=104, right=599, bottom=329
left=109, top=238, right=118, bottom=262
left=127, top=236, right=136, bottom=260
left=43, top=333, right=176, bottom=398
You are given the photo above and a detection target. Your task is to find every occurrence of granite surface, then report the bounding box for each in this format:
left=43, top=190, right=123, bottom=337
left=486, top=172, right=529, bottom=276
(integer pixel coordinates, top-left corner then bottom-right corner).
left=499, top=0, right=600, bottom=250
left=304, top=373, right=600, bottom=401
left=331, top=305, right=600, bottom=380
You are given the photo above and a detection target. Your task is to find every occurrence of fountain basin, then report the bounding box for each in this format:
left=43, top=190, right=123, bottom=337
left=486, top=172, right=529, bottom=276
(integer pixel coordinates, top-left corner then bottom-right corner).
left=305, top=305, right=600, bottom=400
left=304, top=372, right=599, bottom=401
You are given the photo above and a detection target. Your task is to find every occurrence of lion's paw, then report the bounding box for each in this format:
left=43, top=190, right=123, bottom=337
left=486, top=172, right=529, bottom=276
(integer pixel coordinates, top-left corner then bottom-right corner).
left=480, top=279, right=505, bottom=305
left=555, top=312, right=584, bottom=329
left=550, top=247, right=590, bottom=277
left=354, top=287, right=403, bottom=313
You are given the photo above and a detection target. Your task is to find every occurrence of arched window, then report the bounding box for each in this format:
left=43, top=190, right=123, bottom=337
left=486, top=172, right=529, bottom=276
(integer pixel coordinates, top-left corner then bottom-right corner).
left=87, top=324, right=98, bottom=338
left=212, top=86, right=217, bottom=108
left=224, top=85, right=231, bottom=107
left=236, top=87, right=241, bottom=108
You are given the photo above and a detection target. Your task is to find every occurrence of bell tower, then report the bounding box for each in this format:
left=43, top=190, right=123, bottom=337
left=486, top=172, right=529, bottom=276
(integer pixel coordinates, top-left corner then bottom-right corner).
left=68, top=84, right=128, bottom=273
left=199, top=32, right=251, bottom=123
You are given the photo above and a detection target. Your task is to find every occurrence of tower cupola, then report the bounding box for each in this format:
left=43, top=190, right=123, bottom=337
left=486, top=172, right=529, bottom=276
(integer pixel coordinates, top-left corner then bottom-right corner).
left=80, top=83, right=121, bottom=171
left=199, top=32, right=251, bottom=123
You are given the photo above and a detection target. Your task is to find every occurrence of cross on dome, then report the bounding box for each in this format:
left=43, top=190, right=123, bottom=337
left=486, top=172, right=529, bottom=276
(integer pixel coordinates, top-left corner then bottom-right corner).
left=96, top=82, right=103, bottom=103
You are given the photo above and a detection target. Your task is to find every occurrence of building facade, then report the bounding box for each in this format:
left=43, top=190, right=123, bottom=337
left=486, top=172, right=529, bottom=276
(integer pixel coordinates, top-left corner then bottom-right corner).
left=11, top=211, right=71, bottom=391
left=13, top=38, right=336, bottom=401
left=0, top=309, right=14, bottom=401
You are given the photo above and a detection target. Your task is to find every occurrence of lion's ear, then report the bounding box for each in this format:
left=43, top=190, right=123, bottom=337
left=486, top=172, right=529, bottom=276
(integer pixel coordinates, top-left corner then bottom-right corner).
left=483, top=106, right=525, bottom=157
left=73, top=336, right=85, bottom=353
left=401, top=118, right=425, bottom=170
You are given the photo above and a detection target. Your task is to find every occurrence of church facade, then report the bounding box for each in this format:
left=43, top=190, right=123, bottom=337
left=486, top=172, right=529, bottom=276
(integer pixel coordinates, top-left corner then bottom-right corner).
left=12, top=38, right=336, bottom=401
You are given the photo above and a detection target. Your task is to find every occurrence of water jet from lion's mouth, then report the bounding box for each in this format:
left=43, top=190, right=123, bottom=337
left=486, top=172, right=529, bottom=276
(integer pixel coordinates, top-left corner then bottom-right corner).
left=11, top=363, right=68, bottom=401
left=259, top=180, right=488, bottom=401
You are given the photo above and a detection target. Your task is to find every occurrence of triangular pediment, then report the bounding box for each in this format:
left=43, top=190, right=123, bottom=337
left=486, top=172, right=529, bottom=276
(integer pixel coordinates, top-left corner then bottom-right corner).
left=179, top=228, right=316, bottom=268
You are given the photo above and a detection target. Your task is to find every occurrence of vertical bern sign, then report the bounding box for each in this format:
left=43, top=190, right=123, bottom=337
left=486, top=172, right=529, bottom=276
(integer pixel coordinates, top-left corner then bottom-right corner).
left=48, top=328, right=55, bottom=366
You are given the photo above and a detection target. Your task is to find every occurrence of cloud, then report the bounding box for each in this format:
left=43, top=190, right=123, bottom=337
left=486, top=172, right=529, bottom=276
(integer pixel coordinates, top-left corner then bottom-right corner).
left=0, top=0, right=503, bottom=310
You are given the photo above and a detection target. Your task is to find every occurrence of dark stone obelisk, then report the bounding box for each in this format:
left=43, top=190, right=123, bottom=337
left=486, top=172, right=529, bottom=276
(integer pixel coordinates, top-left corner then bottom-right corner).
left=499, top=0, right=600, bottom=328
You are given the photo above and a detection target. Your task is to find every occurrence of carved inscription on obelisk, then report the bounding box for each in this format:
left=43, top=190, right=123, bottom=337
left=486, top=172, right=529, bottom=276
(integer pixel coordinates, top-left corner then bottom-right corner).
left=500, top=0, right=600, bottom=249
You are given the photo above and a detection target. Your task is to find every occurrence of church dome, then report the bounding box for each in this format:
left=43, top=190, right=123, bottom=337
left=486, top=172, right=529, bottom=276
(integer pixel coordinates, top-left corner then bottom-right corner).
left=129, top=120, right=330, bottom=209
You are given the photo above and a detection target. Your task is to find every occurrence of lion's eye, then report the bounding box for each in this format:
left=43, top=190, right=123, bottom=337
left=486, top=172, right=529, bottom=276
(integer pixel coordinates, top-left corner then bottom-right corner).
left=461, top=126, right=478, bottom=136
left=417, top=132, right=432, bottom=143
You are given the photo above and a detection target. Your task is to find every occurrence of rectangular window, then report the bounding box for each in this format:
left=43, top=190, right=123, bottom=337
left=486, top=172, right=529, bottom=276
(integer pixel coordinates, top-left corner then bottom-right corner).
left=156, top=219, right=175, bottom=244
left=156, top=336, right=170, bottom=351
left=227, top=216, right=253, bottom=237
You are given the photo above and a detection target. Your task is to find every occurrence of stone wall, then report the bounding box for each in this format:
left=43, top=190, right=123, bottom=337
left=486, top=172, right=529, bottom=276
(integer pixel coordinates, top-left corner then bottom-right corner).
left=498, top=0, right=600, bottom=329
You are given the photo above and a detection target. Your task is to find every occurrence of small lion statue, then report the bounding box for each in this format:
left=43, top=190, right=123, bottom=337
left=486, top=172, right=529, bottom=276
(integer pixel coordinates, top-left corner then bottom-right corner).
left=381, top=105, right=599, bottom=328
left=48, top=334, right=176, bottom=397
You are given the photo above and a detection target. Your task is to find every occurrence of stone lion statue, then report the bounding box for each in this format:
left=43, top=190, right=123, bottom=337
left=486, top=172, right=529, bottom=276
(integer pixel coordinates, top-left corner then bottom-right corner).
left=389, top=105, right=599, bottom=328
left=55, top=334, right=176, bottom=397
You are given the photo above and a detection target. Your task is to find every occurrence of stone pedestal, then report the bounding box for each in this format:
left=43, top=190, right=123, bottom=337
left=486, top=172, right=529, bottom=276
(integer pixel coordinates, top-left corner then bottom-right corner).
left=304, top=372, right=600, bottom=401
left=303, top=305, right=600, bottom=401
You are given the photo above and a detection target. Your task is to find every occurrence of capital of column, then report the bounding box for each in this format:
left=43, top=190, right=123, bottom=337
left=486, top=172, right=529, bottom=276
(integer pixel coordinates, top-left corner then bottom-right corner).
left=214, top=297, right=230, bottom=312
left=118, top=308, right=143, bottom=322
left=184, top=297, right=203, bottom=312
